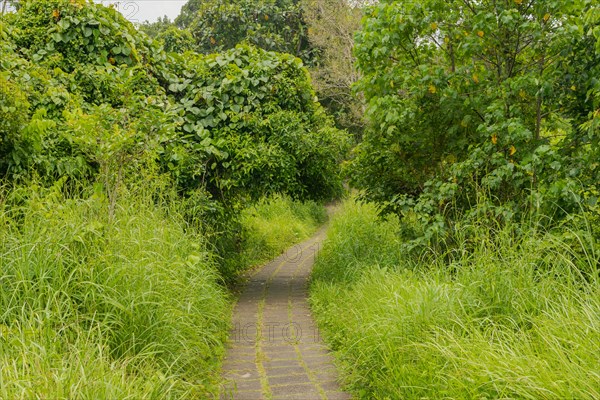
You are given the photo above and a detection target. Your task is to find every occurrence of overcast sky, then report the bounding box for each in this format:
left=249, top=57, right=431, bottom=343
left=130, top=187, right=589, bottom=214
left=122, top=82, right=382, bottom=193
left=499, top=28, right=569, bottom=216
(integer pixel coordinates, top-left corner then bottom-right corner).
left=95, top=1, right=187, bottom=23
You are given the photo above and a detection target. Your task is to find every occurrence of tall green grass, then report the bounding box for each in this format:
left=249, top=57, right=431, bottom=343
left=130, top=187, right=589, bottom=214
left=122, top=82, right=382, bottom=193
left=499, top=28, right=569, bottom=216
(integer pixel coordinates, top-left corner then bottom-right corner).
left=0, top=183, right=230, bottom=398
left=310, top=199, right=600, bottom=399
left=0, top=181, right=328, bottom=398
left=238, top=194, right=327, bottom=270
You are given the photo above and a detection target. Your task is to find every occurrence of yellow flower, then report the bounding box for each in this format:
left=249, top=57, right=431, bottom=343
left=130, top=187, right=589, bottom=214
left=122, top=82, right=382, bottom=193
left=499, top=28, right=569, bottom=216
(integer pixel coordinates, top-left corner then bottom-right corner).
left=543, top=13, right=550, bottom=22
left=509, top=145, right=517, bottom=156
left=431, top=22, right=438, bottom=30
left=491, top=133, right=498, bottom=145
left=428, top=85, right=437, bottom=94
left=52, top=9, right=60, bottom=19
left=477, top=30, right=484, bottom=38
left=264, top=14, right=269, bottom=21
left=514, top=0, right=523, bottom=4
left=473, top=74, right=479, bottom=84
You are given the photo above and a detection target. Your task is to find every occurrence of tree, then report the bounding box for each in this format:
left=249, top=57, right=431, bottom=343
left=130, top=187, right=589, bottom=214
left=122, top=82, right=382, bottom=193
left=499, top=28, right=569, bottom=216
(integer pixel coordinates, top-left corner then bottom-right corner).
left=161, top=45, right=349, bottom=202
left=301, top=0, right=367, bottom=137
left=138, top=16, right=197, bottom=54
left=138, top=15, right=173, bottom=39
left=176, top=0, right=313, bottom=62
left=352, top=0, right=598, bottom=222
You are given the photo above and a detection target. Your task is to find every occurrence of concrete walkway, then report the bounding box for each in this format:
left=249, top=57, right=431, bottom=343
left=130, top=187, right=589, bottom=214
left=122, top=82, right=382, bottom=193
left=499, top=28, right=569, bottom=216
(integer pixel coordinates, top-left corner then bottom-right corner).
left=220, top=227, right=350, bottom=400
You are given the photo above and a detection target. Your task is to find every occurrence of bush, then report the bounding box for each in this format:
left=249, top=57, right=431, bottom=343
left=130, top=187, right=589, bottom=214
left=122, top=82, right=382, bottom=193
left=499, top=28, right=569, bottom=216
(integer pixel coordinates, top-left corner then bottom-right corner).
left=162, top=44, right=350, bottom=202
left=9, top=0, right=148, bottom=70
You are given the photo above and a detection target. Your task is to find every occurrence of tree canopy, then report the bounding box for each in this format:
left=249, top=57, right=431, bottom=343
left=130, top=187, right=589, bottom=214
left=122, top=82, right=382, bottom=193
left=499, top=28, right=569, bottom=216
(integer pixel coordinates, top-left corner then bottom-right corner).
left=352, top=0, right=599, bottom=231
left=176, top=0, right=313, bottom=61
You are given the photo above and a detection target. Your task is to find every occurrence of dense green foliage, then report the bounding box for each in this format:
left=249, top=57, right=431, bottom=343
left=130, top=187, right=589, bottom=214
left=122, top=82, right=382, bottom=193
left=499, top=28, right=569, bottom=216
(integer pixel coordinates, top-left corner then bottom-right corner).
left=176, top=0, right=312, bottom=61
left=311, top=199, right=600, bottom=399
left=139, top=18, right=195, bottom=54
left=162, top=45, right=348, bottom=202
left=156, top=26, right=196, bottom=53
left=0, top=0, right=172, bottom=183
left=352, top=0, right=600, bottom=239
left=9, top=0, right=146, bottom=69
left=0, top=0, right=347, bottom=204
left=172, top=0, right=371, bottom=136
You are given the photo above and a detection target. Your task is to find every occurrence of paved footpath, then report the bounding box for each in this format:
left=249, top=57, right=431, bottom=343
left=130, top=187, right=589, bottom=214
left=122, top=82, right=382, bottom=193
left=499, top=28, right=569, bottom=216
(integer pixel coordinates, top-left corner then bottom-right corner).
left=220, top=226, right=351, bottom=400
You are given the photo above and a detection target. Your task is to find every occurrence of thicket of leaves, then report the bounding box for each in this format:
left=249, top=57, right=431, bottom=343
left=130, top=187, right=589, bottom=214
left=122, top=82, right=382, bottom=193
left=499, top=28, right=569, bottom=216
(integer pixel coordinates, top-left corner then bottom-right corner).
left=163, top=0, right=371, bottom=137
left=176, top=0, right=312, bottom=61
left=0, top=0, right=347, bottom=207
left=352, top=0, right=600, bottom=246
left=162, top=45, right=348, bottom=203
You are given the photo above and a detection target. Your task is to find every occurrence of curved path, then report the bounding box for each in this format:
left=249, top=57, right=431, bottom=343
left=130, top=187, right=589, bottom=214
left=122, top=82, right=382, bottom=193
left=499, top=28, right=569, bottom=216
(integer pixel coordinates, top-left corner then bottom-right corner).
left=220, top=226, right=350, bottom=400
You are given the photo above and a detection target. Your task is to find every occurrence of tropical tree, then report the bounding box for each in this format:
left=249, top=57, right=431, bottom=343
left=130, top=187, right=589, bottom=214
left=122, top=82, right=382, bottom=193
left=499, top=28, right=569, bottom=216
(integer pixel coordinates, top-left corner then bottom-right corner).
left=301, top=0, right=367, bottom=137
left=176, top=0, right=313, bottom=62
left=352, top=0, right=599, bottom=223
left=138, top=15, right=172, bottom=38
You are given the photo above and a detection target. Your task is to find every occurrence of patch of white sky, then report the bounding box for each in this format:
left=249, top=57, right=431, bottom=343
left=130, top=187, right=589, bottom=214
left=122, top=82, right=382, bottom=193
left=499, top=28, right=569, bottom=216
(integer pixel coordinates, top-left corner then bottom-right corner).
left=94, top=1, right=187, bottom=24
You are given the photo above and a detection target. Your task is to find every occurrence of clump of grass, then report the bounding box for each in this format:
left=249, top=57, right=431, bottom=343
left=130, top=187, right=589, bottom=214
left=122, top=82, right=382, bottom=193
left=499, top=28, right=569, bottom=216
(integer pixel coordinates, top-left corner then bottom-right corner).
left=310, top=200, right=404, bottom=284
left=0, top=321, right=183, bottom=399
left=0, top=183, right=230, bottom=398
left=310, top=199, right=600, bottom=399
left=239, top=194, right=326, bottom=269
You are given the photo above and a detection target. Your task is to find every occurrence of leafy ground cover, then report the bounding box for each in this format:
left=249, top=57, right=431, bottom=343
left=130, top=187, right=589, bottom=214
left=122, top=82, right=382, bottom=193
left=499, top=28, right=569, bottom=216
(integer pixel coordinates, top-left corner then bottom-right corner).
left=310, top=199, right=600, bottom=399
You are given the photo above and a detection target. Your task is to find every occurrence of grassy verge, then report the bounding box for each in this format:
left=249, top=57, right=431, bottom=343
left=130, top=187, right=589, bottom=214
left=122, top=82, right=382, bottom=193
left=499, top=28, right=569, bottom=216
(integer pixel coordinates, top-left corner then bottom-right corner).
left=310, top=199, right=600, bottom=399
left=0, top=184, right=230, bottom=398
